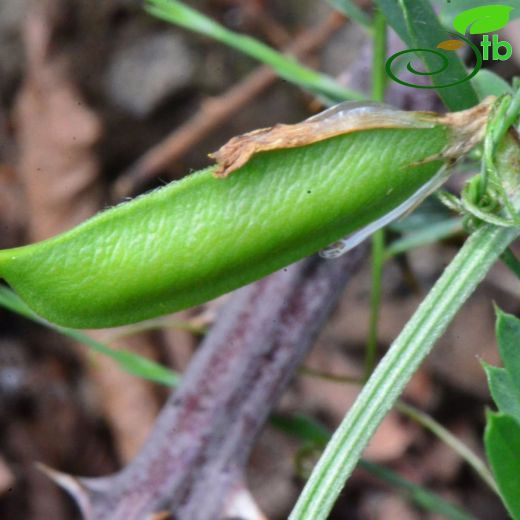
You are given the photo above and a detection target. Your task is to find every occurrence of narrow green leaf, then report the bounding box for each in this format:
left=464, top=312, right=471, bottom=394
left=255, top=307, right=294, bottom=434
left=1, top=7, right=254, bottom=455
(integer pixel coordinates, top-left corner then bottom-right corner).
left=473, top=70, right=514, bottom=100
left=396, top=401, right=498, bottom=494
left=359, top=461, right=477, bottom=520
left=145, top=0, right=365, bottom=104
left=495, top=308, right=520, bottom=395
left=500, top=248, right=520, bottom=280
left=385, top=217, right=463, bottom=258
left=376, top=0, right=410, bottom=44
left=325, top=0, right=373, bottom=29
left=485, top=412, right=520, bottom=519
left=377, top=0, right=480, bottom=110
left=0, top=286, right=179, bottom=387
left=270, top=414, right=330, bottom=447
left=483, top=363, right=520, bottom=424
left=389, top=196, right=457, bottom=233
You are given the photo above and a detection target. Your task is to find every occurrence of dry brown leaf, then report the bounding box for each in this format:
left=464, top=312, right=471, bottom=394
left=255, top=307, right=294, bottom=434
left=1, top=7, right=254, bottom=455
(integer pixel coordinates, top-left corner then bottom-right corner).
left=360, top=493, right=421, bottom=520
left=0, top=164, right=25, bottom=249
left=223, top=483, right=268, bottom=520
left=145, top=512, right=172, bottom=520
left=247, top=428, right=300, bottom=519
left=14, top=0, right=102, bottom=241
left=298, top=345, right=415, bottom=462
left=160, top=312, right=197, bottom=372
left=86, top=331, right=161, bottom=463
left=209, top=106, right=435, bottom=177
left=0, top=456, right=15, bottom=496
left=209, top=99, right=493, bottom=177
left=14, top=0, right=161, bottom=465
left=428, top=287, right=500, bottom=397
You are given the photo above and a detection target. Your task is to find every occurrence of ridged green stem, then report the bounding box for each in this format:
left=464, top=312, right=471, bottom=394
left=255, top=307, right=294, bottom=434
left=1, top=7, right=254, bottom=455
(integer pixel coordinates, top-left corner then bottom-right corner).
left=290, top=220, right=520, bottom=519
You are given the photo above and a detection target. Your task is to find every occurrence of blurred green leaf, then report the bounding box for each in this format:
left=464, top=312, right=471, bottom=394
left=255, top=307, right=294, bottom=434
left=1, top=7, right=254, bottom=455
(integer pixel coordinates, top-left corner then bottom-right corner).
left=385, top=217, right=463, bottom=258
left=386, top=196, right=464, bottom=257
left=377, top=0, right=480, bottom=110
left=325, top=0, right=373, bottom=29
left=485, top=413, right=520, bottom=519
left=145, top=0, right=365, bottom=104
left=389, top=196, right=457, bottom=233
left=483, top=363, right=520, bottom=424
left=500, top=248, right=520, bottom=280
left=376, top=0, right=410, bottom=44
left=270, top=414, right=330, bottom=447
left=0, top=286, right=179, bottom=387
left=496, top=308, right=520, bottom=395
left=473, top=70, right=514, bottom=100
left=359, top=460, right=477, bottom=520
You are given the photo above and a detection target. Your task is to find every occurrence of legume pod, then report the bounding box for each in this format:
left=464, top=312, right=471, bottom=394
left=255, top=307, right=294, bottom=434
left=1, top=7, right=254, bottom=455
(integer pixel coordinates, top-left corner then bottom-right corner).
left=0, top=101, right=491, bottom=328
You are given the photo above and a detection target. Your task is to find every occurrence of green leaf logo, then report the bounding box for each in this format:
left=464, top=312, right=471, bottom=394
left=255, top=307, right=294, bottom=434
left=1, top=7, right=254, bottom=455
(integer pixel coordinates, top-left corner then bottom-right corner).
left=453, top=5, right=513, bottom=34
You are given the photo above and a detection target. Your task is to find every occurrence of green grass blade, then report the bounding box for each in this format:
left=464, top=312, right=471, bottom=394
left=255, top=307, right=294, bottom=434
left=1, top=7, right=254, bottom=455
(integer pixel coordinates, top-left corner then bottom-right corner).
left=359, top=461, right=477, bottom=520
left=500, top=248, right=520, bottom=279
left=325, top=0, right=373, bottom=29
left=376, top=0, right=410, bottom=44
left=385, top=217, right=463, bottom=258
left=473, top=70, right=514, bottom=100
left=270, top=414, right=331, bottom=447
left=396, top=401, right=498, bottom=494
left=145, top=0, right=365, bottom=103
left=0, top=286, right=179, bottom=387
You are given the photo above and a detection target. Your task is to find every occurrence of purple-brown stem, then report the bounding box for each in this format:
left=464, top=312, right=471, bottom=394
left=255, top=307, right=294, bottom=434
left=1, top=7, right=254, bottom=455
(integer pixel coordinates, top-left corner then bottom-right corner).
left=50, top=248, right=366, bottom=519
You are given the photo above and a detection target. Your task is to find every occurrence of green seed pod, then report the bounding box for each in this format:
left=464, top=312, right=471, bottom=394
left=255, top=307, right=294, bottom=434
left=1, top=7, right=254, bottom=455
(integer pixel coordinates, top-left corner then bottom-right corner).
left=0, top=100, right=492, bottom=328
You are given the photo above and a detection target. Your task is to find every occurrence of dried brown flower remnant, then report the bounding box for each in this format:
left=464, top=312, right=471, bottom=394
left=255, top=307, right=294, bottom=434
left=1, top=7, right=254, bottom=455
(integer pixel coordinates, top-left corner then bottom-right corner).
left=209, top=98, right=494, bottom=178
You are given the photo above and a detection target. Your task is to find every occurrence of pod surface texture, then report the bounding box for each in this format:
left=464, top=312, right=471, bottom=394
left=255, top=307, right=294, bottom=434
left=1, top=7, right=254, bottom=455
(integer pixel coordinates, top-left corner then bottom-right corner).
left=0, top=127, right=447, bottom=328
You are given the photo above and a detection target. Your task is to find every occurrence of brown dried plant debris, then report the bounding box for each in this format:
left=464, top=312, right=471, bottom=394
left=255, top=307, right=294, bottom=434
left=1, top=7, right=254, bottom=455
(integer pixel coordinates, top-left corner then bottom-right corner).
left=14, top=0, right=161, bottom=466
left=115, top=12, right=346, bottom=198
left=209, top=97, right=494, bottom=177
left=15, top=0, right=103, bottom=242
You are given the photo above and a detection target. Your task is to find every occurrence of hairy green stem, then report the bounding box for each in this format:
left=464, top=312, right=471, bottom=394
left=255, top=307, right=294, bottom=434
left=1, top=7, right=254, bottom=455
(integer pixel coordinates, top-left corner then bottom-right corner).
left=290, top=221, right=520, bottom=519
